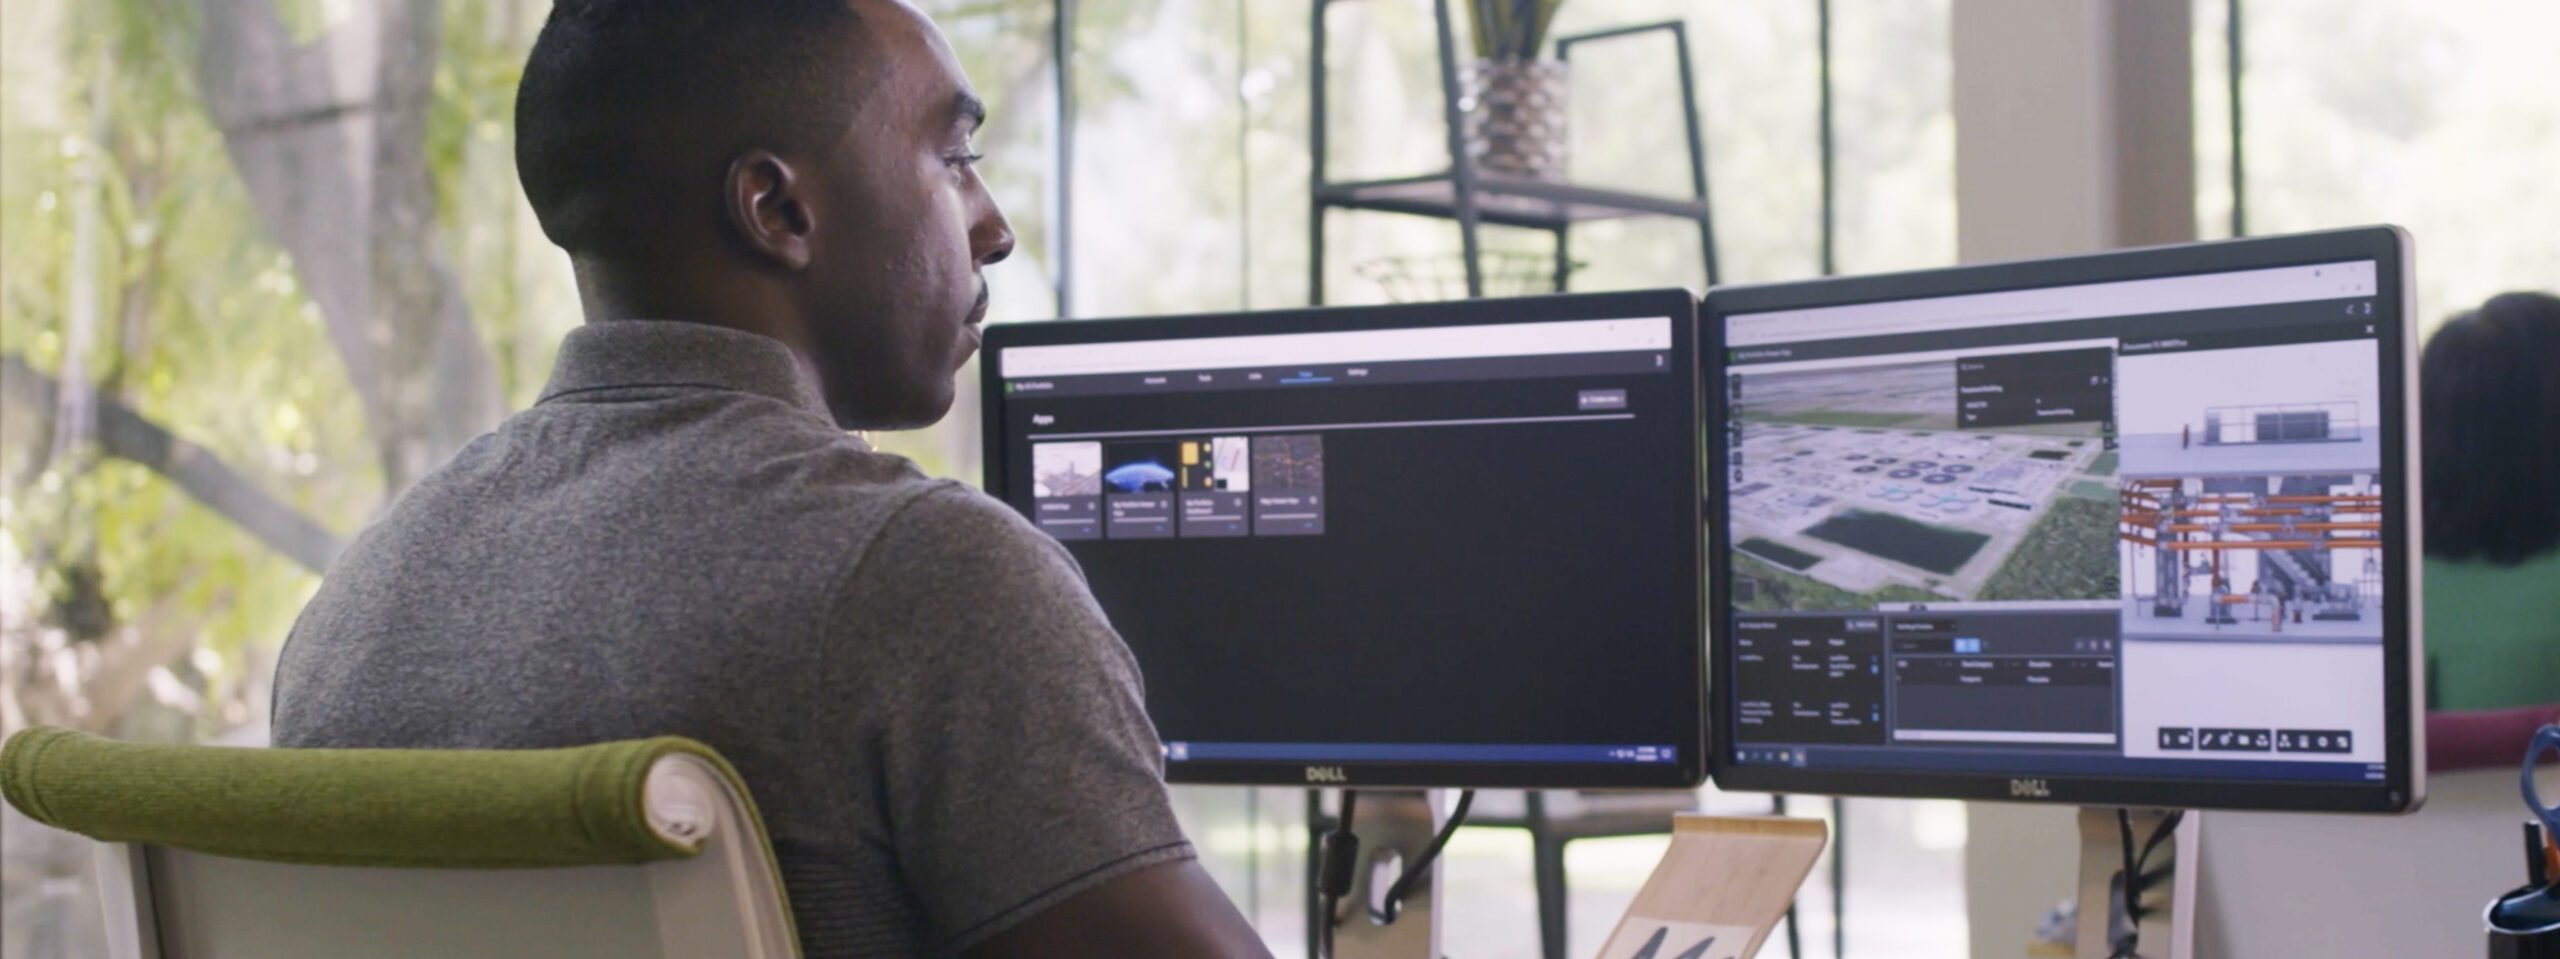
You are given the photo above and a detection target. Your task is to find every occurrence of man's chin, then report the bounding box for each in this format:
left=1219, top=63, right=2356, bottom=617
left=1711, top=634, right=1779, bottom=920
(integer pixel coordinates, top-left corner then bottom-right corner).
left=829, top=382, right=958, bottom=433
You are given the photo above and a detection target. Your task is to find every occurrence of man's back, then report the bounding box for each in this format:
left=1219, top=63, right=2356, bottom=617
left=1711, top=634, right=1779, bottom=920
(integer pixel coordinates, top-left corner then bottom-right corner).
left=275, top=321, right=1194, bottom=958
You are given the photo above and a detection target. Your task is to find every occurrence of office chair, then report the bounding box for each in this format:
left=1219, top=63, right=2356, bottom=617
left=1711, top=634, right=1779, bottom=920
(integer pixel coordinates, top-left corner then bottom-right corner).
left=0, top=726, right=797, bottom=959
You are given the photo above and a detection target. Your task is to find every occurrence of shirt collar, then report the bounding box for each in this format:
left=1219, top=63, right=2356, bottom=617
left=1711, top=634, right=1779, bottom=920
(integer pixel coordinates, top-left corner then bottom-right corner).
left=538, top=320, right=834, bottom=421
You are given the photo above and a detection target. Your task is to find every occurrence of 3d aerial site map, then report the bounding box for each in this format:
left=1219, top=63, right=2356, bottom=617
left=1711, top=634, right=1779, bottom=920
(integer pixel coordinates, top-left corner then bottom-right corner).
left=1724, top=357, right=2121, bottom=611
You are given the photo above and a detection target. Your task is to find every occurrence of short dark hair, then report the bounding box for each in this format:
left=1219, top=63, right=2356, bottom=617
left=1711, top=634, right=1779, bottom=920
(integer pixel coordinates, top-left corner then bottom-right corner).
left=515, top=0, right=863, bottom=257
left=2421, top=290, right=2560, bottom=565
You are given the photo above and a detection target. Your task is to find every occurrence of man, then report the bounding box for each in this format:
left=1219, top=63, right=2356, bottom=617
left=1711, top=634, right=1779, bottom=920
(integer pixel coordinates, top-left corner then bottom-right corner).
left=271, top=2, right=1272, bottom=957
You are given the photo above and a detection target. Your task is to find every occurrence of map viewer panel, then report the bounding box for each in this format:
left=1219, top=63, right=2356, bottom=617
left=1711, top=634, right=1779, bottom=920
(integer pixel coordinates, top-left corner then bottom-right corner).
left=1725, top=347, right=2120, bottom=612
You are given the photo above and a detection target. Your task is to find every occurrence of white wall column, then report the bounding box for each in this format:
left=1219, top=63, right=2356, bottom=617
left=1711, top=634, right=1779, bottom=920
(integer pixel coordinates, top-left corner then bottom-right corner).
left=1955, top=0, right=2195, bottom=262
left=1950, top=2, right=2194, bottom=956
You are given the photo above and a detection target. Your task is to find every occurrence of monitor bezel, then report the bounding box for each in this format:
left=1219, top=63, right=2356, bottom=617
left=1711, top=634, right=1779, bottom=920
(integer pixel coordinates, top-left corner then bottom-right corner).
left=982, top=288, right=1709, bottom=790
left=1701, top=226, right=2423, bottom=813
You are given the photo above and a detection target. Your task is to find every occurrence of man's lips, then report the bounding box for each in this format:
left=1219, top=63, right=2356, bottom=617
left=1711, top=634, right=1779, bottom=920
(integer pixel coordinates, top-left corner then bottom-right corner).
left=966, top=281, right=991, bottom=326
left=958, top=282, right=990, bottom=367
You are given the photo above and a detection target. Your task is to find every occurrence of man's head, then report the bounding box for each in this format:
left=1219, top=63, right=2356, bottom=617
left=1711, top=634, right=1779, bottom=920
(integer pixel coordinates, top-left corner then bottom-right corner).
left=517, top=0, right=1013, bottom=429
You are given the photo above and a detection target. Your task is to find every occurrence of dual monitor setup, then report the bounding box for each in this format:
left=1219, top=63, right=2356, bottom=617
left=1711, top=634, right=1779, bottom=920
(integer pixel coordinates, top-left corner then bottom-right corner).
left=980, top=227, right=2424, bottom=956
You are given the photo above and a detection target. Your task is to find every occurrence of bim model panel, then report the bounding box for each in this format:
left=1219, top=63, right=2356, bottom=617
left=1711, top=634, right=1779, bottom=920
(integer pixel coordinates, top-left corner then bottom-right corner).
left=1709, top=232, right=2419, bottom=811
left=983, top=291, right=1705, bottom=788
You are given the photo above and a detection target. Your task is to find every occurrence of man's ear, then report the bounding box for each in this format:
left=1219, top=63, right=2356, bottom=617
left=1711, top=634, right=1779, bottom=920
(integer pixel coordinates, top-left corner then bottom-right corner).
left=724, top=149, right=815, bottom=271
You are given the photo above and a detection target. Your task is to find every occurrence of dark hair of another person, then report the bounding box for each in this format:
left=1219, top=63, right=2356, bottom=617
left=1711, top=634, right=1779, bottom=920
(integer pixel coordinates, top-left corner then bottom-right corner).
left=2420, top=290, right=2560, bottom=565
left=515, top=0, right=862, bottom=258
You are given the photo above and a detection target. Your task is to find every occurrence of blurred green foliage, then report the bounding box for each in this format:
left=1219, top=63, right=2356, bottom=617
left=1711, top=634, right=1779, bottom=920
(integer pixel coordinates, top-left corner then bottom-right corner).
left=0, top=0, right=1095, bottom=742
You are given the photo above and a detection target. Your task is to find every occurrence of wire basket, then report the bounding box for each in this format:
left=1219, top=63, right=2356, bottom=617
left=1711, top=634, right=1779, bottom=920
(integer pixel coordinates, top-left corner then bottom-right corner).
left=1354, top=250, right=1583, bottom=303
left=1463, top=59, right=1569, bottom=181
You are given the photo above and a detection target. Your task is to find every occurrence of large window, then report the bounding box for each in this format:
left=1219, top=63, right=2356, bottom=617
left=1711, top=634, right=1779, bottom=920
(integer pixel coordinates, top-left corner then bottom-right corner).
left=2200, top=0, right=2560, bottom=333
left=0, top=2, right=1961, bottom=957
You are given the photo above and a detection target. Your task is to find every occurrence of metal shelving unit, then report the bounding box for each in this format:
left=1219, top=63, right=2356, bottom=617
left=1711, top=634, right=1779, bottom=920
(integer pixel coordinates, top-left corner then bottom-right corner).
left=1307, top=0, right=1721, bottom=304
left=1301, top=9, right=1724, bottom=959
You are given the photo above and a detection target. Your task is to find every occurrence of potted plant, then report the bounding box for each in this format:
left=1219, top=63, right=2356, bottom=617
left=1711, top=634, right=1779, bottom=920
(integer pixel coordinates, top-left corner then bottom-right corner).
left=1463, top=0, right=1570, bottom=180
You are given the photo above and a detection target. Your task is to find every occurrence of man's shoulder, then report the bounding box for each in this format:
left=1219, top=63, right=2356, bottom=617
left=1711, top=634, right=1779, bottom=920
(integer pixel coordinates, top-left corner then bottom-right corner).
left=850, top=482, right=1075, bottom=590
left=318, top=405, right=976, bottom=631
left=881, top=481, right=1052, bottom=545
left=827, top=482, right=1111, bottom=652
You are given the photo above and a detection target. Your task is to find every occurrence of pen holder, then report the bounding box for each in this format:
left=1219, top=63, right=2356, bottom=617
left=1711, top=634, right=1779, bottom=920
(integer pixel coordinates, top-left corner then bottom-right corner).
left=2487, top=882, right=2560, bottom=958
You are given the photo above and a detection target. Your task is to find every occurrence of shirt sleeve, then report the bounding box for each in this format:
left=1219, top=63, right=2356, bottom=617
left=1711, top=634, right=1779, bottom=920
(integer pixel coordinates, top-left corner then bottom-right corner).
left=833, top=482, right=1197, bottom=949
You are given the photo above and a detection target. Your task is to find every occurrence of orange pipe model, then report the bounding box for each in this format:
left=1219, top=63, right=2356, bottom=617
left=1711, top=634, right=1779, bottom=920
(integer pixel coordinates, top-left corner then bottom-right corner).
left=2164, top=521, right=2383, bottom=534
left=2161, top=540, right=2381, bottom=551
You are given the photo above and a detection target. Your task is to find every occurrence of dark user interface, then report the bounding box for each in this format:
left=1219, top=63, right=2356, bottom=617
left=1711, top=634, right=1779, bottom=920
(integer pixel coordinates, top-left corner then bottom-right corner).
left=1721, top=260, right=2394, bottom=788
left=991, top=315, right=1698, bottom=772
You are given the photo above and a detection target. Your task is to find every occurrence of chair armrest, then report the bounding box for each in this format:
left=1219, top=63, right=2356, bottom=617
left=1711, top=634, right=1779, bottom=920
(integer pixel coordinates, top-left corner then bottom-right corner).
left=1, top=726, right=744, bottom=868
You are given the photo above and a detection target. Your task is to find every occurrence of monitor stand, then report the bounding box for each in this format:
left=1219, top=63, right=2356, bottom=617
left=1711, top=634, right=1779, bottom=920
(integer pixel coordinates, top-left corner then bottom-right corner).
left=1330, top=790, right=1445, bottom=959
left=2071, top=806, right=2201, bottom=959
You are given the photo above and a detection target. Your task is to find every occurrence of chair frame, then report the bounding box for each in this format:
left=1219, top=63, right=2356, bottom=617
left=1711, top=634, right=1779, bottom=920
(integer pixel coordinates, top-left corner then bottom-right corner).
left=82, top=752, right=795, bottom=959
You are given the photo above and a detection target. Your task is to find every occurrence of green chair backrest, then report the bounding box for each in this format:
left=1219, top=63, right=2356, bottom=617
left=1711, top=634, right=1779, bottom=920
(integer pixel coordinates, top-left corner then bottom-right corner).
left=1, top=727, right=800, bottom=959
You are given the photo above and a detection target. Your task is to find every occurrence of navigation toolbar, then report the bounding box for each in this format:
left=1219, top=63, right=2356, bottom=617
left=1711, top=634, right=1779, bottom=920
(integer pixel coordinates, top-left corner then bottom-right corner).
left=1003, top=349, right=1670, bottom=399
left=1001, top=316, right=1671, bottom=377
left=1161, top=741, right=1682, bottom=764
left=1726, top=260, right=2376, bottom=347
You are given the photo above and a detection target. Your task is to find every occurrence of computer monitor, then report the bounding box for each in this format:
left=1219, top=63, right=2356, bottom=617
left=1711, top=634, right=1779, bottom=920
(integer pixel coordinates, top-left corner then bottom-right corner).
left=981, top=290, right=1705, bottom=789
left=1704, top=227, right=2423, bottom=813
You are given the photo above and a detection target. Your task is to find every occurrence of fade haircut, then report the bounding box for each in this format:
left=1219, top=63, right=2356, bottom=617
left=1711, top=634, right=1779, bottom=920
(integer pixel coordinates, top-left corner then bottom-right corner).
left=2420, top=291, right=2560, bottom=566
left=516, top=0, right=864, bottom=257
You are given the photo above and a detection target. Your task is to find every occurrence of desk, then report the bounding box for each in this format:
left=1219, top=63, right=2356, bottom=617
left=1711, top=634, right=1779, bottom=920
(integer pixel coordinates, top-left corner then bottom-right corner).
left=2194, top=762, right=2560, bottom=958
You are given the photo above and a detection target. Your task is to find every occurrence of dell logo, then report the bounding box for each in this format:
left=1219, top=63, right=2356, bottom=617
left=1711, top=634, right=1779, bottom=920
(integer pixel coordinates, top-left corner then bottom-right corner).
left=1306, top=766, right=1348, bottom=784
left=2010, top=778, right=2051, bottom=798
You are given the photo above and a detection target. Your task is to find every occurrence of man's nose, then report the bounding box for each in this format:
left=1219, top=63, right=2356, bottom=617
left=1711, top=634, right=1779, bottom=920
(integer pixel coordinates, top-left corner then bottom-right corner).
left=974, top=203, right=1015, bottom=268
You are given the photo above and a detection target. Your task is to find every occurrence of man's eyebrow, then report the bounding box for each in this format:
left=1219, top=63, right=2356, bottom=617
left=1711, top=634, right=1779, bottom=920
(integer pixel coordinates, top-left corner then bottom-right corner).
left=952, top=93, right=986, bottom=133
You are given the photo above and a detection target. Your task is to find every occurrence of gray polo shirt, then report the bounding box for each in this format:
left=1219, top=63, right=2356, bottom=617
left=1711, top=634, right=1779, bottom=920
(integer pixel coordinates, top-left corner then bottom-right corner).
left=274, top=320, right=1193, bottom=957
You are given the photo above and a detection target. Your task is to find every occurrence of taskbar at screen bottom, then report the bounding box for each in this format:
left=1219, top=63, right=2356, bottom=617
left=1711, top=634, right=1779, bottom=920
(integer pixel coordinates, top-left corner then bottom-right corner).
left=1729, top=742, right=2383, bottom=784
left=1160, top=741, right=1705, bottom=789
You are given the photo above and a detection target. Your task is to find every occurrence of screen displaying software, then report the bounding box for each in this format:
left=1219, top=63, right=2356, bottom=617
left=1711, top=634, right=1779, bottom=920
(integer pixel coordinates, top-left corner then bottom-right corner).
left=1716, top=260, right=2393, bottom=788
left=986, top=302, right=1701, bottom=785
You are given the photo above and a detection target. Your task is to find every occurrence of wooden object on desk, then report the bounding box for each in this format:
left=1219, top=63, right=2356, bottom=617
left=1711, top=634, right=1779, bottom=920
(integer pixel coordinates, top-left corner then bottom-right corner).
left=1592, top=815, right=1829, bottom=959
